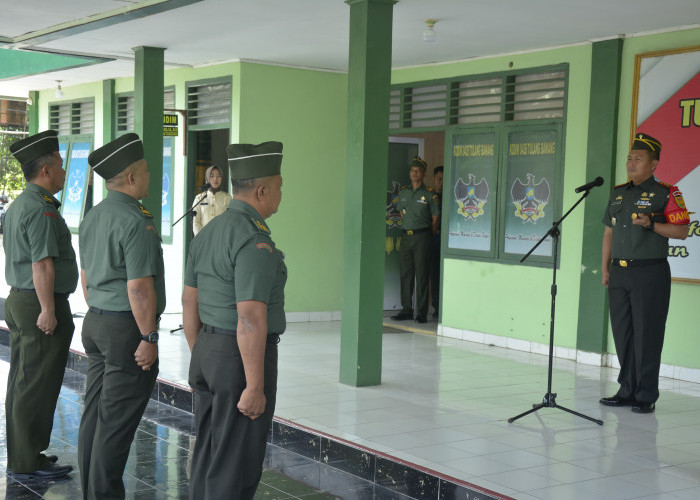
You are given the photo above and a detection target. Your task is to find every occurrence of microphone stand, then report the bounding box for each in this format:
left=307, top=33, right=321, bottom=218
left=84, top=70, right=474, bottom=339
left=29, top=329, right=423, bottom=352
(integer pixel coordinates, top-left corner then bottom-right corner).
left=170, top=187, right=208, bottom=334
left=172, top=186, right=209, bottom=227
left=508, top=187, right=603, bottom=426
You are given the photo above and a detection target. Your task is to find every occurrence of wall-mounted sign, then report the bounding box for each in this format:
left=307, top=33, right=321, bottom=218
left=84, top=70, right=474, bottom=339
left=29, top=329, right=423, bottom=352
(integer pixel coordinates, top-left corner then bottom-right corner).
left=163, top=114, right=178, bottom=136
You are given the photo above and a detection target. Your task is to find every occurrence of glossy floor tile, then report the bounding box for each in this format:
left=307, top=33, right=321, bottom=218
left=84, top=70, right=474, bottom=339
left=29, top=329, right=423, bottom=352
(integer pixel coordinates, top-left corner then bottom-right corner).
left=6, top=312, right=700, bottom=499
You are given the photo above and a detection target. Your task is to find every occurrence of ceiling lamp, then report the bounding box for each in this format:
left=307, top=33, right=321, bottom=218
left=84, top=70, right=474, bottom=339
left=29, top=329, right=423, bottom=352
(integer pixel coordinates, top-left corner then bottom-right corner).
left=423, top=19, right=437, bottom=43
left=55, top=80, right=64, bottom=98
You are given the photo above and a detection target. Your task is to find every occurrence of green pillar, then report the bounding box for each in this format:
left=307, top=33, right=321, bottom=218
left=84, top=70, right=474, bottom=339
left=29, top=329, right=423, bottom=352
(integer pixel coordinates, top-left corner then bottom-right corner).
left=28, top=91, right=39, bottom=135
left=134, top=46, right=164, bottom=232
left=576, top=39, right=624, bottom=354
left=102, top=79, right=115, bottom=145
left=339, top=0, right=396, bottom=387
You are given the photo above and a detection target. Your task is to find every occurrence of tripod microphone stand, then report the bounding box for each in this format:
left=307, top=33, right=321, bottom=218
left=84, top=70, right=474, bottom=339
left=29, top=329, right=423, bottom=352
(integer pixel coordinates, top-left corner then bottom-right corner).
left=508, top=187, right=603, bottom=426
left=169, top=185, right=209, bottom=334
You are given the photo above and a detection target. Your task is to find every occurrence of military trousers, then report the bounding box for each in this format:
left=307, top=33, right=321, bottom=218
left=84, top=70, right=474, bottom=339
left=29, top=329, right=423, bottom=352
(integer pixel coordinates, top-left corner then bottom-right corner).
left=398, top=229, right=432, bottom=318
left=189, top=329, right=278, bottom=500
left=4, top=289, right=73, bottom=472
left=78, top=311, right=158, bottom=500
left=608, top=260, right=670, bottom=404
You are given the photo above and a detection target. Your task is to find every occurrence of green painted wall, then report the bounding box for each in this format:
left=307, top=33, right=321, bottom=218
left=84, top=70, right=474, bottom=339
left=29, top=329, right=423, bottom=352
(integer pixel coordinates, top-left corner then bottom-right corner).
left=393, top=46, right=593, bottom=349
left=237, top=63, right=348, bottom=312
left=35, top=61, right=347, bottom=314
left=613, top=27, right=700, bottom=368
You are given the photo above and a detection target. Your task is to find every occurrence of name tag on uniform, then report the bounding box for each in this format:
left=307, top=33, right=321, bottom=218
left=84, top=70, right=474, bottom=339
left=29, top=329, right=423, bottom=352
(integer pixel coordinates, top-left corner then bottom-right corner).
left=200, top=203, right=209, bottom=206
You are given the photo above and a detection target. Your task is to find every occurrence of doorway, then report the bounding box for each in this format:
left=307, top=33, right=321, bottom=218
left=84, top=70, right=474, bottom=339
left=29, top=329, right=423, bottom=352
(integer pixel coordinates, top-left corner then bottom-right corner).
left=183, top=128, right=230, bottom=253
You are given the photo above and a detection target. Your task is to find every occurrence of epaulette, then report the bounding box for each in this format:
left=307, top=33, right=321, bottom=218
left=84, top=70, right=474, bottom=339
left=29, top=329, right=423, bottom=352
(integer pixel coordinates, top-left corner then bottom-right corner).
left=426, top=186, right=434, bottom=192
left=656, top=179, right=673, bottom=189
left=614, top=181, right=631, bottom=188
left=399, top=185, right=409, bottom=190
left=248, top=216, right=270, bottom=234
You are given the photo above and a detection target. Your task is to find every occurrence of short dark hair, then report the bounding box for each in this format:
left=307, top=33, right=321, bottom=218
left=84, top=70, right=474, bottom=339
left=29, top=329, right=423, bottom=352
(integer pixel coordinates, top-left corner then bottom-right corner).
left=231, top=178, right=260, bottom=195
left=21, top=153, right=53, bottom=181
left=434, top=166, right=444, bottom=175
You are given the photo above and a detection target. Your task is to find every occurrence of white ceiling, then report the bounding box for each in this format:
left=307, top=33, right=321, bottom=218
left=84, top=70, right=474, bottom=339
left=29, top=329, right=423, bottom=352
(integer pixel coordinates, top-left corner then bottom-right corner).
left=1, top=0, right=699, bottom=97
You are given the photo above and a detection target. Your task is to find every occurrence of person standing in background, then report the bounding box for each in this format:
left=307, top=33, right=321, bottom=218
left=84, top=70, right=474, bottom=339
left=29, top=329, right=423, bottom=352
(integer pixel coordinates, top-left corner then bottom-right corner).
left=192, top=165, right=232, bottom=235
left=430, top=165, right=444, bottom=319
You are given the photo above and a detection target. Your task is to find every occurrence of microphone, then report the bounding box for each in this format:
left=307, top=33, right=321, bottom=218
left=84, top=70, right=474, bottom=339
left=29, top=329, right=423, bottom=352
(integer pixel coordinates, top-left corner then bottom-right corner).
left=575, top=176, right=604, bottom=193
left=200, top=182, right=211, bottom=192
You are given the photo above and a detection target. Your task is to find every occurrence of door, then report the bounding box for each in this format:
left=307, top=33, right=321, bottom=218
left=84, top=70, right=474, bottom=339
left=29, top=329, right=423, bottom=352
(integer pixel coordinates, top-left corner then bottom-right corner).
left=384, top=137, right=424, bottom=311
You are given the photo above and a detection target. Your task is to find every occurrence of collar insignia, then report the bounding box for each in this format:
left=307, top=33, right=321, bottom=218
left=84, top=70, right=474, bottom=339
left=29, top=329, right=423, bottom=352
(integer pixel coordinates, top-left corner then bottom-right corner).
left=139, top=205, right=153, bottom=218
left=254, top=219, right=270, bottom=233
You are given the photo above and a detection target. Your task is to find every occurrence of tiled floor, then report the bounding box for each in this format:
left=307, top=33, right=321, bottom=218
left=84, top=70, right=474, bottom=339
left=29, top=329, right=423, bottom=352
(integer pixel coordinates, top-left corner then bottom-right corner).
left=149, top=318, right=700, bottom=499
left=0, top=344, right=374, bottom=499
left=4, top=311, right=700, bottom=498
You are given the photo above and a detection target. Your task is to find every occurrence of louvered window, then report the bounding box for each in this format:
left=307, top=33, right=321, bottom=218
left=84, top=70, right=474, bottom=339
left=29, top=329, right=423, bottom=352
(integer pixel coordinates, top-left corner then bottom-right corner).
left=116, top=95, right=134, bottom=132
left=507, top=71, right=566, bottom=121
left=187, top=80, right=231, bottom=126
left=390, top=67, right=566, bottom=131
left=50, top=100, right=94, bottom=136
left=116, top=89, right=176, bottom=132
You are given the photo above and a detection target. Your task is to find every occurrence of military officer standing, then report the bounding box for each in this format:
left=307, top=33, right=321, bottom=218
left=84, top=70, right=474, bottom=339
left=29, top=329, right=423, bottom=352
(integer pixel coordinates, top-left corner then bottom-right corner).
left=78, top=133, right=165, bottom=499
left=4, top=130, right=77, bottom=480
left=183, top=142, right=286, bottom=500
left=391, top=156, right=440, bottom=323
left=600, top=133, right=690, bottom=414
left=430, top=165, right=444, bottom=319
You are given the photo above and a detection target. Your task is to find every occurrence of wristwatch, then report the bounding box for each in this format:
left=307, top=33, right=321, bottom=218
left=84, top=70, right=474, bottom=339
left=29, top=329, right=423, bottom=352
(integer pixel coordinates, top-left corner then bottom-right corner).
left=140, top=331, right=159, bottom=344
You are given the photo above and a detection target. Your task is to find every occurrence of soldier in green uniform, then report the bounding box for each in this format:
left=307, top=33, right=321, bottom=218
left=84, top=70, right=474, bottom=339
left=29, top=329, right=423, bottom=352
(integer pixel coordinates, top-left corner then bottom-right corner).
left=430, top=165, right=444, bottom=319
left=4, top=130, right=77, bottom=480
left=600, top=133, right=690, bottom=414
left=391, top=156, right=440, bottom=323
left=78, top=133, right=165, bottom=499
left=183, top=141, right=286, bottom=500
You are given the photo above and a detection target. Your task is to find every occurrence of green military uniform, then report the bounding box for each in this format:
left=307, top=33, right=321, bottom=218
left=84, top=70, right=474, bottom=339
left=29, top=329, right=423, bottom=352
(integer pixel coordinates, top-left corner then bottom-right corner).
left=187, top=142, right=286, bottom=500
left=395, top=183, right=440, bottom=320
left=77, top=134, right=165, bottom=499
left=430, top=191, right=443, bottom=316
left=3, top=182, right=78, bottom=473
left=603, top=175, right=688, bottom=405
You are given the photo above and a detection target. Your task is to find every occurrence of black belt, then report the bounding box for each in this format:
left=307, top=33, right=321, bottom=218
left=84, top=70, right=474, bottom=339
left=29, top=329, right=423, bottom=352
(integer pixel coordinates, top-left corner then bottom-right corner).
left=89, top=306, right=134, bottom=318
left=202, top=324, right=281, bottom=344
left=403, top=227, right=430, bottom=235
left=612, top=258, right=666, bottom=268
left=11, top=287, right=70, bottom=299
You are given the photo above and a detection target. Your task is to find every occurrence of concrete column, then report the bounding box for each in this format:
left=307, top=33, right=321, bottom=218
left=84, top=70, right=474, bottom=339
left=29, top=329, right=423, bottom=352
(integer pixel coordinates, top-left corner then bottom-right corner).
left=134, top=46, right=164, bottom=231
left=576, top=38, right=624, bottom=354
left=339, top=0, right=396, bottom=386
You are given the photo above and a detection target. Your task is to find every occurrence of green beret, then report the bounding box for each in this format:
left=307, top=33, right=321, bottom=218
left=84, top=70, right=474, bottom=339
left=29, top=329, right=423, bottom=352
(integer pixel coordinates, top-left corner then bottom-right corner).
left=89, top=133, right=144, bottom=180
left=227, top=142, right=283, bottom=180
left=631, top=133, right=662, bottom=157
left=10, top=130, right=59, bottom=165
left=411, top=156, right=427, bottom=170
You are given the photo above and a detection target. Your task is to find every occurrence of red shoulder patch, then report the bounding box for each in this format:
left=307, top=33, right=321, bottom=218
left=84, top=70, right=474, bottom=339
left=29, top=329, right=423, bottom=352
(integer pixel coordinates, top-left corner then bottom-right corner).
left=256, top=242, right=273, bottom=254
left=664, top=186, right=690, bottom=225
left=43, top=211, right=57, bottom=219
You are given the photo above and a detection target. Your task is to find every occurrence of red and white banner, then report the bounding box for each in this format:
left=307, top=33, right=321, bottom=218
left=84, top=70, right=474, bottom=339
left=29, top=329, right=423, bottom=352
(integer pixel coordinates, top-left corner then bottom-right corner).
left=634, top=47, right=700, bottom=282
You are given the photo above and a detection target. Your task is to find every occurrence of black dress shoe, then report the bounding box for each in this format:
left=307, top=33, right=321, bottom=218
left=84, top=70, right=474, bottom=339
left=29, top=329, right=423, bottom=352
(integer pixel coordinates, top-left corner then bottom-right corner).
left=631, top=402, right=655, bottom=414
left=391, top=312, right=413, bottom=321
left=599, top=395, right=634, bottom=407
left=12, top=463, right=73, bottom=480
left=7, top=455, right=59, bottom=475
left=415, top=316, right=427, bottom=324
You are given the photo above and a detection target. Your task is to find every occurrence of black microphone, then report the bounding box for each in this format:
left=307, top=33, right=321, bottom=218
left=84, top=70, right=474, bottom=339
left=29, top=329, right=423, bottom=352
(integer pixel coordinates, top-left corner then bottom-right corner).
left=575, top=176, right=604, bottom=193
left=200, top=182, right=211, bottom=192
